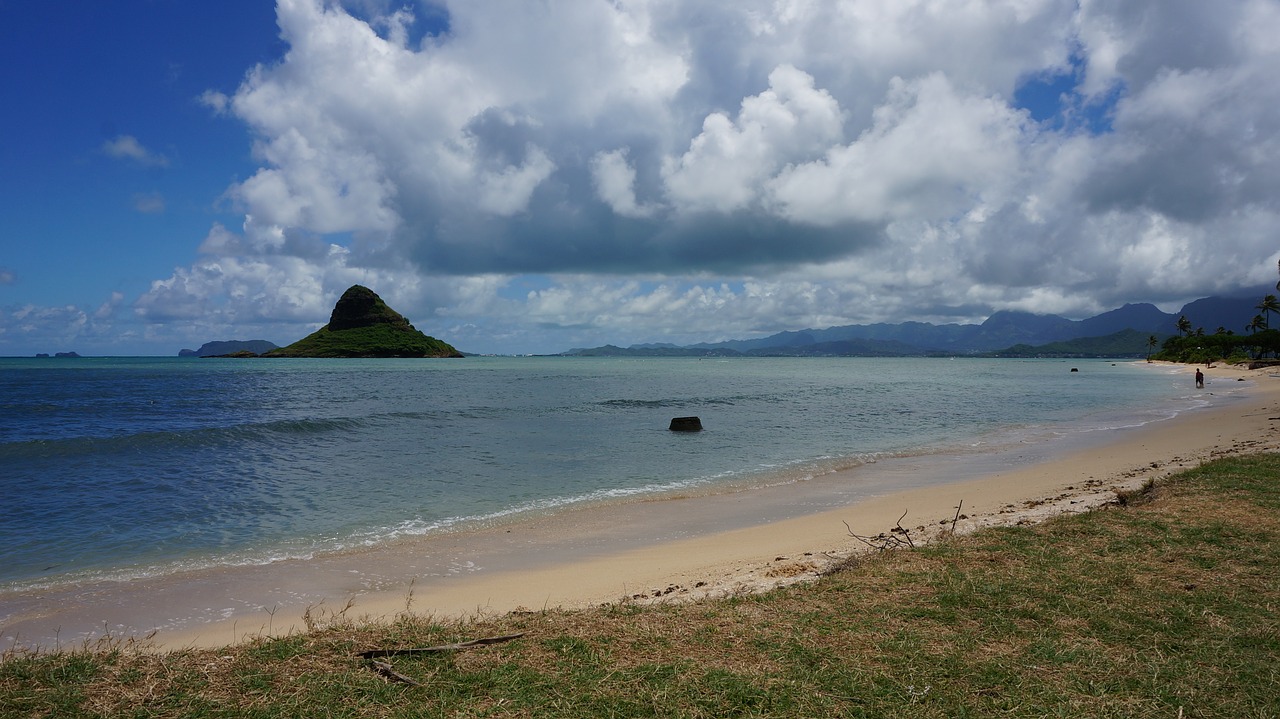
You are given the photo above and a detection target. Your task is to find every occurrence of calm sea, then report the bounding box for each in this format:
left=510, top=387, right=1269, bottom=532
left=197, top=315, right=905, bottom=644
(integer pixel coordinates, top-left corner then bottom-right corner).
left=0, top=356, right=1204, bottom=594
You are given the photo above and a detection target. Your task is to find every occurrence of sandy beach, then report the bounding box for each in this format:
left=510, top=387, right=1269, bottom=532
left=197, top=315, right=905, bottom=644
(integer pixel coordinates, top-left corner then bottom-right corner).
left=5, top=362, right=1279, bottom=652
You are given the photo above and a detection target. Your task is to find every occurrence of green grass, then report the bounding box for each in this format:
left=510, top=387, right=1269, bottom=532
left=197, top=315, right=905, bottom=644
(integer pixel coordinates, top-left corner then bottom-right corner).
left=4, top=453, right=1280, bottom=718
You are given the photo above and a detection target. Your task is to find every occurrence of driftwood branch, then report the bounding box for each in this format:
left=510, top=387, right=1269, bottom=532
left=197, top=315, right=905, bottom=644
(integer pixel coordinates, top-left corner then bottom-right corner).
left=359, top=632, right=526, bottom=659
left=844, top=510, right=915, bottom=552
left=950, top=500, right=964, bottom=535
left=895, top=509, right=915, bottom=548
left=370, top=660, right=423, bottom=686
left=362, top=632, right=527, bottom=686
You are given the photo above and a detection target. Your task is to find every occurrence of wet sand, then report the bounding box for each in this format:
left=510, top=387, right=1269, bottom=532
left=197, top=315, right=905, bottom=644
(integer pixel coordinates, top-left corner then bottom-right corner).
left=5, top=362, right=1278, bottom=651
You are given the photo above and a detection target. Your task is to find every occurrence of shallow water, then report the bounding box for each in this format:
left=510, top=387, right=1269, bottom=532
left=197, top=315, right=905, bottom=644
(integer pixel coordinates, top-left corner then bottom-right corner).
left=0, top=356, right=1202, bottom=592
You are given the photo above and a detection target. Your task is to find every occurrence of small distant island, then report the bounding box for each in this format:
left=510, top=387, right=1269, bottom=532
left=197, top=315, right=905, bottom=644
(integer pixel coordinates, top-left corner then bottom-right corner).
left=35, top=351, right=82, bottom=358
left=179, top=340, right=279, bottom=358
left=216, top=285, right=461, bottom=358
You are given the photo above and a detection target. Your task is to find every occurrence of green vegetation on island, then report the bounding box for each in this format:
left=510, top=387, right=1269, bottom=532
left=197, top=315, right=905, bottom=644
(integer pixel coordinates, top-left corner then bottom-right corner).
left=264, top=285, right=462, bottom=359
left=4, top=453, right=1278, bottom=717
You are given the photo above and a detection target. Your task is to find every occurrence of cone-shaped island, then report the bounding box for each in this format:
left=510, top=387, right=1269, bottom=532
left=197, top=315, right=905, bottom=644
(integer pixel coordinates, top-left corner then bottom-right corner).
left=266, top=285, right=463, bottom=358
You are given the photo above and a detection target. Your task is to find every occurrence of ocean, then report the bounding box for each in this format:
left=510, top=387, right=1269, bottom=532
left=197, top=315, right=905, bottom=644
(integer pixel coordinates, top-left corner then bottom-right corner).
left=0, top=356, right=1207, bottom=597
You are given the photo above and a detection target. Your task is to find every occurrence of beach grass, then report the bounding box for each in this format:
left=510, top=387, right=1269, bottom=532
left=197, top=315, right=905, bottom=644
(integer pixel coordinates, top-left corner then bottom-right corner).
left=3, top=453, right=1279, bottom=718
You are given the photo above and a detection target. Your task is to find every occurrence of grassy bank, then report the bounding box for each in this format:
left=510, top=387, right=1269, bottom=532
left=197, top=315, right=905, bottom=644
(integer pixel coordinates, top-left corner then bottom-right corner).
left=4, top=454, right=1279, bottom=718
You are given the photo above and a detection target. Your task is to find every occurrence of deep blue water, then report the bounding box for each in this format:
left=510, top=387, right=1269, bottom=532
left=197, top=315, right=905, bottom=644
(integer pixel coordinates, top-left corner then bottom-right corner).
left=0, top=356, right=1198, bottom=591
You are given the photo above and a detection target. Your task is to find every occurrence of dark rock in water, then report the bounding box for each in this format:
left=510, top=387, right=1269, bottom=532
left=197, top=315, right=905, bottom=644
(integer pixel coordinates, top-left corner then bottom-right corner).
left=266, top=285, right=463, bottom=358
left=1070, top=368, right=1079, bottom=372
left=669, top=416, right=703, bottom=431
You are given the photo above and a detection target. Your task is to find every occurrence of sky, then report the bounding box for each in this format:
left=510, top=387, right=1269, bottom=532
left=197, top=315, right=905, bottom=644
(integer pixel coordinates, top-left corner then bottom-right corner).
left=2, top=0, right=1279, bottom=356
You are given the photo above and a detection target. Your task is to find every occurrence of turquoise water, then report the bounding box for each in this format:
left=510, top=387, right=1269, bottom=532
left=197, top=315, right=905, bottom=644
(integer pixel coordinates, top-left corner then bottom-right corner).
left=0, top=356, right=1198, bottom=592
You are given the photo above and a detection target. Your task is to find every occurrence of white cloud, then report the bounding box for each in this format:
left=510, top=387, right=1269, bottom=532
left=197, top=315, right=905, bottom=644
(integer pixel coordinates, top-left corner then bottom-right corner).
left=101, top=135, right=170, bottom=167
left=662, top=65, right=843, bottom=214
left=94, top=292, right=125, bottom=320
left=474, top=145, right=555, bottom=216
left=591, top=149, right=655, bottom=218
left=96, top=0, right=1280, bottom=355
left=132, top=192, right=165, bottom=214
left=766, top=72, right=1030, bottom=225
left=199, top=89, right=231, bottom=115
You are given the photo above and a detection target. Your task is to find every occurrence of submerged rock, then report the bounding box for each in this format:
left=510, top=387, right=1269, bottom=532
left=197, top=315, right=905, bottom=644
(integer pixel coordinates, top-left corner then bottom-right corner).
left=669, top=416, right=703, bottom=431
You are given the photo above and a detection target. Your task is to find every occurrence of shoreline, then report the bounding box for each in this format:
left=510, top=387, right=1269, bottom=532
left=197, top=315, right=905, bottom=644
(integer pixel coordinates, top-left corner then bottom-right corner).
left=5, top=362, right=1278, bottom=652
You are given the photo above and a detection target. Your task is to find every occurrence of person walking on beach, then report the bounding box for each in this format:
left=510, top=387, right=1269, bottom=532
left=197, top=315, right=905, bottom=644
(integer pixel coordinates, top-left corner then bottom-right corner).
left=1195, top=369, right=1204, bottom=389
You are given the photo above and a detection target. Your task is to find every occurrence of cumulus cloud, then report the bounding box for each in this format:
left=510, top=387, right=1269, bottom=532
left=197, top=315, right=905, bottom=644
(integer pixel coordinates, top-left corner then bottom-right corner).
left=590, top=149, right=656, bottom=219
left=122, top=0, right=1280, bottom=354
left=662, top=64, right=844, bottom=214
left=0, top=303, right=107, bottom=354
left=766, top=72, right=1030, bottom=225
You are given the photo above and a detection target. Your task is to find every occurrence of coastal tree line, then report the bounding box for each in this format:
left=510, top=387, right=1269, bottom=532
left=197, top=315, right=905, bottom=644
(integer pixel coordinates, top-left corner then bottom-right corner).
left=1153, top=260, right=1280, bottom=364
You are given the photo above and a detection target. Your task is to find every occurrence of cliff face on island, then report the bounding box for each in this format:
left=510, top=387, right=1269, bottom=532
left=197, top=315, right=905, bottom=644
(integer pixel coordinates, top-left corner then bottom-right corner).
left=265, top=285, right=463, bottom=358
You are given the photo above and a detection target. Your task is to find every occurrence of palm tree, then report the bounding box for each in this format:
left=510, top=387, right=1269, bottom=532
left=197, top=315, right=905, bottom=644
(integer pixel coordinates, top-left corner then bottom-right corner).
left=1255, top=294, right=1280, bottom=330
left=1248, top=314, right=1266, bottom=334
left=1146, top=334, right=1158, bottom=362
left=1177, top=315, right=1192, bottom=336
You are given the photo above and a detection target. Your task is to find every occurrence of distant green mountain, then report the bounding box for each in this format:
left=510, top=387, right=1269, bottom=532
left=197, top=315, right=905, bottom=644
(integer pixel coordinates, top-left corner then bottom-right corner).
left=560, top=291, right=1269, bottom=358
left=266, top=285, right=462, bottom=358
left=985, top=329, right=1161, bottom=358
left=566, top=344, right=742, bottom=357
left=179, top=339, right=278, bottom=357
left=561, top=328, right=1169, bottom=359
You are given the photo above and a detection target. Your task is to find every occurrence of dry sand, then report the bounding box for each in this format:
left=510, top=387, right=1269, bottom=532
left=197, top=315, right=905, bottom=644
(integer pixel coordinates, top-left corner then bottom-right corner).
left=6, top=362, right=1280, bottom=652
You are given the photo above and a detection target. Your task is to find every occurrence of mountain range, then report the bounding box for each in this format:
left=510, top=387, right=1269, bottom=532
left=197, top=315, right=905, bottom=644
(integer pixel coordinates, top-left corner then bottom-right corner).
left=562, top=289, right=1271, bottom=358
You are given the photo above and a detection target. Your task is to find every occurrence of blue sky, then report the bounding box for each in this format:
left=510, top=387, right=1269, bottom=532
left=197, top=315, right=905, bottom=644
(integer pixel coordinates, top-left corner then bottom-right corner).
left=3, top=0, right=1279, bottom=356
left=2, top=2, right=279, bottom=304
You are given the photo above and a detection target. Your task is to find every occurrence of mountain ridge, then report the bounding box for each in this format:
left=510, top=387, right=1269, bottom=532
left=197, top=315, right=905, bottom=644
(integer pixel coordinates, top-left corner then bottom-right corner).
left=561, top=290, right=1269, bottom=357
